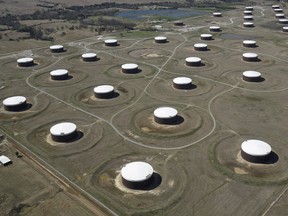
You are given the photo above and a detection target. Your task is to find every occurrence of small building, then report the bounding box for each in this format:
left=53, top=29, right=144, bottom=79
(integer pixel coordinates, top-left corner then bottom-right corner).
left=17, top=57, right=34, bottom=67
left=154, top=36, right=167, bottom=43
left=121, top=63, right=139, bottom=74
left=194, top=43, right=208, bottom=51
left=82, top=53, right=97, bottom=62
left=243, top=40, right=257, bottom=47
left=105, top=39, right=118, bottom=46
left=243, top=22, right=254, bottom=28
left=242, top=71, right=262, bottom=82
left=185, top=57, right=202, bottom=66
left=50, top=122, right=78, bottom=142
left=50, top=69, right=69, bottom=80
left=94, top=85, right=115, bottom=99
left=242, top=52, right=259, bottom=62
left=213, top=12, right=222, bottom=17
left=0, top=155, right=12, bottom=166
left=121, top=161, right=154, bottom=190
left=173, top=77, right=193, bottom=89
left=154, top=107, right=178, bottom=124
left=209, top=26, right=221, bottom=32
left=50, top=45, right=64, bottom=53
left=3, top=96, right=27, bottom=111
left=200, top=34, right=213, bottom=40
left=241, top=139, right=272, bottom=163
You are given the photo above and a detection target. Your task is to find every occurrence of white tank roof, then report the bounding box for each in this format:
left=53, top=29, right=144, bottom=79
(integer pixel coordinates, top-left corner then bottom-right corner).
left=243, top=40, right=256, bottom=44
left=243, top=22, right=254, bottom=25
left=201, top=34, right=212, bottom=38
left=283, top=26, right=288, bottom=30
left=17, top=57, right=33, bottom=63
left=121, top=161, right=153, bottom=182
left=279, top=19, right=288, bottom=22
left=173, top=77, right=192, bottom=85
left=244, top=15, right=253, bottom=19
left=210, top=26, right=220, bottom=30
left=241, top=139, right=272, bottom=156
left=276, top=13, right=285, bottom=17
left=50, top=69, right=68, bottom=76
left=244, top=10, right=253, bottom=14
left=105, top=39, right=117, bottom=43
left=274, top=8, right=283, bottom=12
left=245, top=6, right=253, bottom=10
left=3, top=96, right=26, bottom=106
left=94, top=85, right=114, bottom=94
left=50, top=122, right=77, bottom=136
left=243, top=70, right=261, bottom=78
left=155, top=36, right=167, bottom=40
left=213, top=12, right=222, bottom=15
left=243, top=52, right=258, bottom=58
left=272, top=5, right=280, bottom=8
left=194, top=43, right=208, bottom=48
left=154, top=107, right=178, bottom=119
left=121, top=63, right=138, bottom=70
left=186, top=57, right=201, bottom=62
left=82, top=53, right=97, bottom=58
left=50, top=45, right=64, bottom=50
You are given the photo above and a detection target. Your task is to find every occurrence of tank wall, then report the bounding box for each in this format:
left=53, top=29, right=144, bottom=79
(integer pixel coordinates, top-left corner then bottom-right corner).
left=51, top=131, right=78, bottom=142
left=4, top=102, right=27, bottom=111
left=241, top=150, right=271, bottom=163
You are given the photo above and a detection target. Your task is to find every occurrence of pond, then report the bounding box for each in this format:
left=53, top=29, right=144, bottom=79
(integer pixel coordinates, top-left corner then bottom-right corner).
left=115, top=9, right=208, bottom=20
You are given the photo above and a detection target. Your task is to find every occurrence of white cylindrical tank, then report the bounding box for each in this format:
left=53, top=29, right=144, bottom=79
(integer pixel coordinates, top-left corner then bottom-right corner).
left=82, top=53, right=97, bottom=62
left=185, top=57, right=202, bottom=66
left=173, top=77, right=193, bottom=89
left=50, top=45, right=64, bottom=53
left=242, top=53, right=259, bottom=61
left=209, top=26, right=221, bottom=32
left=154, top=107, right=178, bottom=124
left=50, top=69, right=69, bottom=80
left=245, top=6, right=254, bottom=11
left=241, top=139, right=272, bottom=163
left=279, top=19, right=288, bottom=24
left=3, top=96, right=27, bottom=111
left=94, top=85, right=115, bottom=99
left=105, top=39, right=118, bottom=46
left=194, top=43, right=208, bottom=51
left=50, top=122, right=78, bottom=142
left=244, top=10, right=253, bottom=15
left=242, top=71, right=262, bottom=82
left=121, top=63, right=139, bottom=73
left=243, top=22, right=254, bottom=27
left=155, top=36, right=167, bottom=43
left=244, top=15, right=254, bottom=20
left=121, top=161, right=154, bottom=189
left=213, top=12, right=222, bottom=17
left=283, top=26, right=288, bottom=32
left=243, top=40, right=257, bottom=47
left=200, top=34, right=213, bottom=40
left=17, top=57, right=34, bottom=67
left=275, top=13, right=285, bottom=18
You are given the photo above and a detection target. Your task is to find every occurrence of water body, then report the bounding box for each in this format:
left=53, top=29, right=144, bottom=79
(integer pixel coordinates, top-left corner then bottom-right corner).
left=116, top=9, right=207, bottom=20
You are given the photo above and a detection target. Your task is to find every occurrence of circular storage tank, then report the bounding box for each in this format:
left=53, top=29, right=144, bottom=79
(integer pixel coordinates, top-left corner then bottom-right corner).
left=275, top=13, right=285, bottom=19
left=154, top=107, right=178, bottom=124
left=50, top=45, right=64, bottom=53
left=213, top=12, right=222, bottom=17
left=241, top=139, right=272, bottom=163
left=50, top=69, right=69, bottom=80
left=94, top=85, right=115, bottom=99
left=244, top=15, right=254, bottom=21
left=244, top=10, right=253, bottom=15
left=17, top=57, right=34, bottom=67
left=209, top=26, right=221, bottom=32
left=3, top=96, right=27, bottom=111
left=272, top=5, right=280, bottom=9
left=279, top=19, right=288, bottom=24
left=243, top=22, right=254, bottom=28
left=82, top=53, right=97, bottom=62
left=174, top=21, right=184, bottom=26
left=185, top=57, right=202, bottom=66
left=245, top=6, right=254, bottom=11
left=121, top=161, right=154, bottom=189
left=283, top=26, right=288, bottom=32
left=194, top=43, right=208, bottom=51
left=242, top=52, right=259, bottom=62
left=243, top=40, right=257, bottom=47
left=274, top=8, right=283, bottom=13
left=105, top=39, right=118, bottom=46
left=155, top=36, right=167, bottom=43
left=200, top=34, right=213, bottom=40
left=242, top=71, right=262, bottom=82
left=121, top=63, right=139, bottom=74
left=173, top=77, right=193, bottom=89
left=50, top=122, right=78, bottom=142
